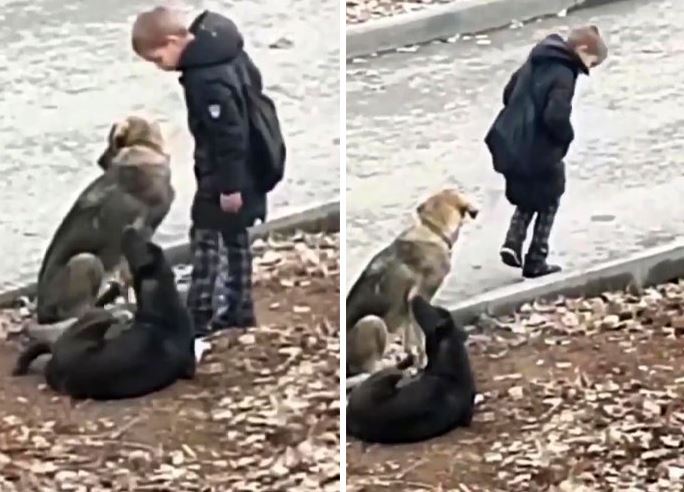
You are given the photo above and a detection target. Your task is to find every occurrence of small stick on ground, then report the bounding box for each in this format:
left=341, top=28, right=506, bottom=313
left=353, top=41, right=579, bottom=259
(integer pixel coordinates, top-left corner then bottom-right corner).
left=397, top=458, right=427, bottom=480
left=90, top=414, right=144, bottom=440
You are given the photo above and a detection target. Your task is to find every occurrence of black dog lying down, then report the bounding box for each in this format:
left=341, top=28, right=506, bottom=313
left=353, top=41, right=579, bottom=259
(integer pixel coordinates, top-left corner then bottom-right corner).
left=347, top=295, right=476, bottom=444
left=13, top=226, right=196, bottom=400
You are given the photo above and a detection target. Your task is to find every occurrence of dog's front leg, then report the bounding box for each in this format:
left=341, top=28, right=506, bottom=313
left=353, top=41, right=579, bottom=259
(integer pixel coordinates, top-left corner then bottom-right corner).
left=403, top=319, right=427, bottom=369
left=400, top=322, right=412, bottom=360
left=400, top=322, right=419, bottom=369
left=402, top=285, right=426, bottom=368
left=116, top=261, right=136, bottom=306
left=413, top=322, right=427, bottom=369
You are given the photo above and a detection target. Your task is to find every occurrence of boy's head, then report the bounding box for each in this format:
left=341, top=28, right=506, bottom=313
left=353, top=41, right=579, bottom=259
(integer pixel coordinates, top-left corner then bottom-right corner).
left=567, top=25, right=608, bottom=70
left=132, top=7, right=193, bottom=71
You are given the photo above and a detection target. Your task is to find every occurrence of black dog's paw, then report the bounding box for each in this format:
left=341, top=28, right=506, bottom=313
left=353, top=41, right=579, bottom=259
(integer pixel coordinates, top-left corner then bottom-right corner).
left=94, top=281, right=123, bottom=308
left=396, top=352, right=415, bottom=370
left=121, top=225, right=141, bottom=243
left=121, top=225, right=157, bottom=273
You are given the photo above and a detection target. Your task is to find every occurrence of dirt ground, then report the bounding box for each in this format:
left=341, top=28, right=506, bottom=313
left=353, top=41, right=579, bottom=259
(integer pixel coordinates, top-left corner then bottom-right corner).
left=0, top=233, right=340, bottom=492
left=347, top=282, right=684, bottom=492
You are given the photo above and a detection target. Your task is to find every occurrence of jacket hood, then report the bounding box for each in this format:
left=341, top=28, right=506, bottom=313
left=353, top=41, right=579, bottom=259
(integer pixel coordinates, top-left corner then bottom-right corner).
left=530, top=34, right=588, bottom=75
left=178, top=11, right=244, bottom=70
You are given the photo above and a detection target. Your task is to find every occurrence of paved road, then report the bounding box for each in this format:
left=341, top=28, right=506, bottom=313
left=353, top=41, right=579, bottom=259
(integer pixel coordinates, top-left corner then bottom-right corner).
left=0, top=0, right=339, bottom=291
left=346, top=0, right=684, bottom=304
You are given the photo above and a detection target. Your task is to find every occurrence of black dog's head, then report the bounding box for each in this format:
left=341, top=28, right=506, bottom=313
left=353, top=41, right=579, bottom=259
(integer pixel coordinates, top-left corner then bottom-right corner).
left=121, top=226, right=160, bottom=274
left=121, top=226, right=179, bottom=315
left=411, top=295, right=471, bottom=378
left=120, top=226, right=175, bottom=289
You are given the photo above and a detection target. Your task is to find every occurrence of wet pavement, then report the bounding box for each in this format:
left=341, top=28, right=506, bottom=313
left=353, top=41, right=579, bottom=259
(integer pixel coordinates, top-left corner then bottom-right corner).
left=346, top=0, right=684, bottom=304
left=0, top=0, right=339, bottom=291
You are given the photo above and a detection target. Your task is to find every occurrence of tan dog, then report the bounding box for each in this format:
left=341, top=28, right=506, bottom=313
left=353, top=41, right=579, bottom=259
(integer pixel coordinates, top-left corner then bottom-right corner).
left=36, top=116, right=174, bottom=324
left=346, top=189, right=479, bottom=386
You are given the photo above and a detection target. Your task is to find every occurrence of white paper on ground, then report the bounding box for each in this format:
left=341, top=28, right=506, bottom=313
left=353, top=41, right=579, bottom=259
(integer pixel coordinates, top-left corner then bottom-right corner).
left=194, top=338, right=212, bottom=363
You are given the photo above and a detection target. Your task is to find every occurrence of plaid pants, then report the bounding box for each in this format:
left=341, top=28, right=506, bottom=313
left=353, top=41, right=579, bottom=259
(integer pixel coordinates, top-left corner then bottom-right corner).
left=186, top=226, right=256, bottom=334
left=504, top=203, right=559, bottom=263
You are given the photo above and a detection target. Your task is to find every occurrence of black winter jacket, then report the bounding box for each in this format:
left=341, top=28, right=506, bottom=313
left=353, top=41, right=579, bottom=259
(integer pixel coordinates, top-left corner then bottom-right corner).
left=485, top=34, right=589, bottom=211
left=178, top=11, right=266, bottom=232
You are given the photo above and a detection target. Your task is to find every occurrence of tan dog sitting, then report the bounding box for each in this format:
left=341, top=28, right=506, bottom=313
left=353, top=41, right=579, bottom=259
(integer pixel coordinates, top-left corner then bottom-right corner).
left=346, top=188, right=479, bottom=387
left=35, top=116, right=174, bottom=324
left=94, top=117, right=172, bottom=302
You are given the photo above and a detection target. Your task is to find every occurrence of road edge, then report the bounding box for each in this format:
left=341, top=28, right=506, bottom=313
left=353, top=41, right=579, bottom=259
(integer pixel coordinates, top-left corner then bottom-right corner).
left=347, top=0, right=630, bottom=59
left=0, top=200, right=340, bottom=308
left=448, top=239, right=684, bottom=325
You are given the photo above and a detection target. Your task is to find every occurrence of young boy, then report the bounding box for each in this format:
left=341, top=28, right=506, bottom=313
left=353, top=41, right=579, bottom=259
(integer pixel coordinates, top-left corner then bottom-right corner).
left=485, top=26, right=608, bottom=278
left=131, top=7, right=266, bottom=335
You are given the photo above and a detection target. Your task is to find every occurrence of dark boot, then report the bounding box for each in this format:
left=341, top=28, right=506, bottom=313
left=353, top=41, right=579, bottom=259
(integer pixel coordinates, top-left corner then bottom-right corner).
left=522, top=259, right=562, bottom=279
left=523, top=204, right=560, bottom=279
left=502, top=208, right=534, bottom=269
left=500, top=244, right=523, bottom=268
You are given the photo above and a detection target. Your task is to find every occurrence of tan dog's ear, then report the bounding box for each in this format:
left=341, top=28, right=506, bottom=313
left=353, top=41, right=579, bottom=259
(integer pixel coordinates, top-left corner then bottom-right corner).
left=150, top=121, right=164, bottom=145
left=416, top=193, right=438, bottom=219
left=106, top=123, right=116, bottom=144
left=111, top=119, right=131, bottom=149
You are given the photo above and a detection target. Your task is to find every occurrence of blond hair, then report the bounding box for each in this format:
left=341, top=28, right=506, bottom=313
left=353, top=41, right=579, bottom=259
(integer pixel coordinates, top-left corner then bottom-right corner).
left=131, top=6, right=188, bottom=54
left=567, top=25, right=608, bottom=63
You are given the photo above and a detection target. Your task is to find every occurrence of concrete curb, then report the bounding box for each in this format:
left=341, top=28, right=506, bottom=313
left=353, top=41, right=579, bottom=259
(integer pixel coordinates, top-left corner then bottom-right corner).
left=448, top=239, right=684, bottom=326
left=0, top=200, right=340, bottom=308
left=347, top=0, right=630, bottom=59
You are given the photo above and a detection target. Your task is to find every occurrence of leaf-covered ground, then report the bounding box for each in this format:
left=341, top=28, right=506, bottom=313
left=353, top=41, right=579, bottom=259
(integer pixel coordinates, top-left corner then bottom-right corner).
left=0, top=232, right=340, bottom=492
left=347, top=281, right=684, bottom=492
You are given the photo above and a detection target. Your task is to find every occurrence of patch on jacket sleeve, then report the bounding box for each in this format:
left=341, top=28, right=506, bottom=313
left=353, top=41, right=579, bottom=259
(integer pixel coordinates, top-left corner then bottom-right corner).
left=207, top=104, right=222, bottom=119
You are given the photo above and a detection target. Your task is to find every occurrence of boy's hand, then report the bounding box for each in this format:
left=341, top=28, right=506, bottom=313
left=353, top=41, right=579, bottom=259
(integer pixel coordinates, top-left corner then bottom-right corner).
left=220, top=192, right=242, bottom=213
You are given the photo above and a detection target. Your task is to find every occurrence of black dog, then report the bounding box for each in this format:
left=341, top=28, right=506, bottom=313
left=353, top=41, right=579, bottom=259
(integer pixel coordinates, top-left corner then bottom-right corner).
left=347, top=295, right=476, bottom=444
left=13, top=226, right=195, bottom=400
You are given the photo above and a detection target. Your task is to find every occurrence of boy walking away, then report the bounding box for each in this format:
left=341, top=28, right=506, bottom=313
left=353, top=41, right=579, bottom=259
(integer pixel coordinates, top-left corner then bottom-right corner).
left=485, top=26, right=607, bottom=279
left=132, top=7, right=286, bottom=336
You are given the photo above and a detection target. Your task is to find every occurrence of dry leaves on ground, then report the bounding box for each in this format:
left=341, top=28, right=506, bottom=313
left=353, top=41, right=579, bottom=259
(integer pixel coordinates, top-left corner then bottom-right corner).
left=348, top=280, right=684, bottom=491
left=0, top=232, right=340, bottom=492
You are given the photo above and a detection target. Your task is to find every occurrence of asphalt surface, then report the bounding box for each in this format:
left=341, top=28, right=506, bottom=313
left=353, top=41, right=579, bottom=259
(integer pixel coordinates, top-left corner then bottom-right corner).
left=346, top=0, right=683, bottom=304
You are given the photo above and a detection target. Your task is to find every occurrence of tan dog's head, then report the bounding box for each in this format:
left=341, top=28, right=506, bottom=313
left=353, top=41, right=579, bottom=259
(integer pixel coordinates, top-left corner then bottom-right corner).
left=97, top=116, right=165, bottom=170
left=416, top=188, right=479, bottom=244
